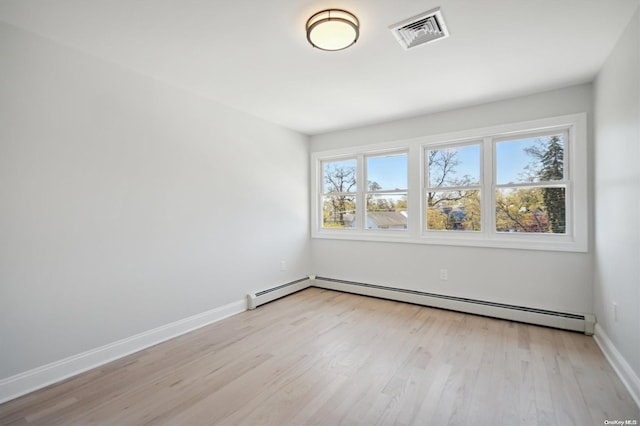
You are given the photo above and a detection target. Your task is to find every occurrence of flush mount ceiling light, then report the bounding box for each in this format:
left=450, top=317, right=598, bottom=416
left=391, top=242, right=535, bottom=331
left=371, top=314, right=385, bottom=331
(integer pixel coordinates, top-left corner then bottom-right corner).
left=306, top=9, right=359, bottom=51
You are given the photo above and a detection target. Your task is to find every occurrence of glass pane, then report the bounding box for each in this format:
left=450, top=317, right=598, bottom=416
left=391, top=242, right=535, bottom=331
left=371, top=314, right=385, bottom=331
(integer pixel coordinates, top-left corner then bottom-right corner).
left=323, top=159, right=357, bottom=194
left=495, top=187, right=566, bottom=233
left=366, top=153, right=407, bottom=191
left=496, top=134, right=564, bottom=184
left=366, top=193, right=408, bottom=231
left=322, top=195, right=356, bottom=228
left=426, top=190, right=481, bottom=231
left=427, top=144, right=480, bottom=188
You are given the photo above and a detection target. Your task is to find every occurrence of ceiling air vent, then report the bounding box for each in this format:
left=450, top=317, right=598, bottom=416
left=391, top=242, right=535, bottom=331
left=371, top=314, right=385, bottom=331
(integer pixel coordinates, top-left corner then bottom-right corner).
left=389, top=7, right=449, bottom=50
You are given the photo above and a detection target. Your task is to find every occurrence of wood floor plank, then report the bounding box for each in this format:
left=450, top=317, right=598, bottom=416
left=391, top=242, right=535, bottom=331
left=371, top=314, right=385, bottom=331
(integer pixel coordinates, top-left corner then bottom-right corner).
left=0, top=288, right=638, bottom=426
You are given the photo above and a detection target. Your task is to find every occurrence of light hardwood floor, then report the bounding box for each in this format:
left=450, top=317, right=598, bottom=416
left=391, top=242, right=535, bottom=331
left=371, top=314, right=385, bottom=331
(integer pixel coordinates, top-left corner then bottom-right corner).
left=1, top=288, right=638, bottom=425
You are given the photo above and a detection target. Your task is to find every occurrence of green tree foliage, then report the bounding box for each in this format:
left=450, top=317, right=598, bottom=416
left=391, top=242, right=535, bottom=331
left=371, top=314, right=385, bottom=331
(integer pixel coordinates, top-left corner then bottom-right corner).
left=366, top=180, right=406, bottom=213
left=394, top=197, right=408, bottom=211
left=426, top=150, right=479, bottom=231
left=496, top=135, right=565, bottom=233
left=428, top=191, right=481, bottom=231
left=495, top=188, right=549, bottom=232
left=366, top=181, right=385, bottom=211
left=524, top=135, right=565, bottom=233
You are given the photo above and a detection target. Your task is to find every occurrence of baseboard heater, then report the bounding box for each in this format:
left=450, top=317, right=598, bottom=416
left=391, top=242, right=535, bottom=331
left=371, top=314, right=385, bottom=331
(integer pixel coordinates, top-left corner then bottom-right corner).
left=313, top=277, right=595, bottom=335
left=247, top=276, right=312, bottom=310
left=247, top=276, right=595, bottom=334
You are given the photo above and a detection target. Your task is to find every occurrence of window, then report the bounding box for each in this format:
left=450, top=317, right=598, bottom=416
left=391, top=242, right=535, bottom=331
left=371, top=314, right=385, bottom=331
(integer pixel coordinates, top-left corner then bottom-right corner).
left=425, top=143, right=481, bottom=232
left=320, top=152, right=408, bottom=231
left=311, top=113, right=587, bottom=252
left=366, top=153, right=408, bottom=230
left=322, top=158, right=357, bottom=228
left=495, top=132, right=567, bottom=234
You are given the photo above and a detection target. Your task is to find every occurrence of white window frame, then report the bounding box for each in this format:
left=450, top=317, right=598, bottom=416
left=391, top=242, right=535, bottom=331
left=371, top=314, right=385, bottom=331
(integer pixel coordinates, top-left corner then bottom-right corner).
left=320, top=156, right=358, bottom=230
left=364, top=151, right=409, bottom=231
left=316, top=149, right=410, bottom=235
left=310, top=113, right=588, bottom=252
left=492, top=129, right=571, bottom=236
left=423, top=139, right=484, bottom=234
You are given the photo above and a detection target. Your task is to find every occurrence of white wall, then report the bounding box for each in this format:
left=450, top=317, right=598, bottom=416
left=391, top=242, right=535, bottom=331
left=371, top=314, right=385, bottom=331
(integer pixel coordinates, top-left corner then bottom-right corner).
left=593, top=7, right=640, bottom=385
left=310, top=84, right=594, bottom=315
left=0, top=21, right=310, bottom=380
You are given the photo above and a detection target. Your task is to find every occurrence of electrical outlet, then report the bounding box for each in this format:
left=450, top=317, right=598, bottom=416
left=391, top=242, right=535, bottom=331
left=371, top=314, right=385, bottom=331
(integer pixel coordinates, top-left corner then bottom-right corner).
left=440, top=269, right=448, bottom=281
left=280, top=260, right=287, bottom=271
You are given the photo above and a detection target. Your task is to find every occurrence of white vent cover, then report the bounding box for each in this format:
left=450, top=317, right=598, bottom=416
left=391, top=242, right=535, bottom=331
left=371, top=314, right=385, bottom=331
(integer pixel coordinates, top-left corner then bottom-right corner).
left=389, top=7, right=449, bottom=50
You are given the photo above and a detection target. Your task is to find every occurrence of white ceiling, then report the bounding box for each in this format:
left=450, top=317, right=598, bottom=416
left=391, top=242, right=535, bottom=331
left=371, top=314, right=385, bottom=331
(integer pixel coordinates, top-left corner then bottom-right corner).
left=0, top=0, right=638, bottom=135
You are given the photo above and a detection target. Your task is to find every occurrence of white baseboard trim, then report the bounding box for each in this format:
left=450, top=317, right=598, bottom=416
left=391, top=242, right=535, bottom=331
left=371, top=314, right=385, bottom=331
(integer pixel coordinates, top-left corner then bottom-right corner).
left=0, top=299, right=246, bottom=404
left=593, top=323, right=640, bottom=409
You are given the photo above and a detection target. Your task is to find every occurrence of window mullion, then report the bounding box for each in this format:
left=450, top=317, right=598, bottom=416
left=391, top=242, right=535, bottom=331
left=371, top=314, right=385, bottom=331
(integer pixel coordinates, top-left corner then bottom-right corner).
left=408, top=144, right=421, bottom=236
left=483, top=136, right=494, bottom=238
left=357, top=154, right=366, bottom=231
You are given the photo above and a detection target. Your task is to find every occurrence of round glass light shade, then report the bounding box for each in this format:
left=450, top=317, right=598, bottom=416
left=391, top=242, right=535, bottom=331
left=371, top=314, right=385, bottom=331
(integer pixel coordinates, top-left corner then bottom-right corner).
left=306, top=9, right=359, bottom=51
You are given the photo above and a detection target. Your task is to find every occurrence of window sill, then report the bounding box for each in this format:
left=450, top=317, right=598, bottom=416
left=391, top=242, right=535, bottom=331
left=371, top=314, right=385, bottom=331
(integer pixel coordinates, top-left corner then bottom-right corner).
left=311, top=230, right=587, bottom=252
